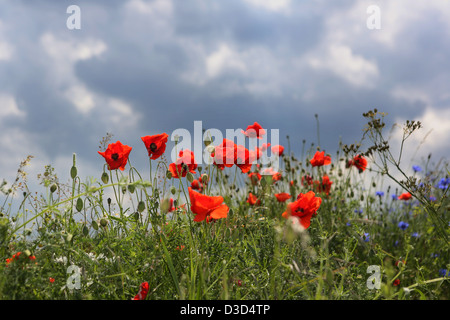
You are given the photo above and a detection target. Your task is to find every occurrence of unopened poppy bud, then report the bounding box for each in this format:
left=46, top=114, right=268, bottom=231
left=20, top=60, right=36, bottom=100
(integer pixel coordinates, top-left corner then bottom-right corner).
left=128, top=184, right=135, bottom=193
left=92, top=220, right=98, bottom=231
left=137, top=201, right=146, bottom=213
left=186, top=172, right=194, bottom=183
left=70, top=166, right=77, bottom=179
left=50, top=184, right=57, bottom=193
left=166, top=170, right=172, bottom=179
left=107, top=198, right=112, bottom=206
left=100, top=218, right=108, bottom=227
left=160, top=198, right=170, bottom=213
left=201, top=173, right=209, bottom=184
left=83, top=225, right=89, bottom=236
left=204, top=137, right=212, bottom=146
left=101, top=172, right=109, bottom=184
left=170, top=186, right=176, bottom=195
left=76, top=197, right=83, bottom=212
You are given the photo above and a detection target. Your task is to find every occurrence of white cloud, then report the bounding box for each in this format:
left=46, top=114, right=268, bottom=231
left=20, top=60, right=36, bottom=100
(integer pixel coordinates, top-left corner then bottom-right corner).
left=308, top=44, right=379, bottom=88
left=206, top=44, right=247, bottom=78
left=0, top=94, right=26, bottom=119
left=64, top=85, right=96, bottom=114
left=243, top=0, right=291, bottom=13
left=40, top=33, right=106, bottom=63
left=0, top=41, right=13, bottom=61
left=39, top=33, right=107, bottom=114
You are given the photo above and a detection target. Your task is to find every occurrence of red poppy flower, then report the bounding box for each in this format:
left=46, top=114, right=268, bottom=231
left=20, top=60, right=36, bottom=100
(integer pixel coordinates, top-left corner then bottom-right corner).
left=49, top=277, right=55, bottom=283
left=393, top=279, right=400, bottom=287
left=141, top=133, right=168, bottom=160
left=272, top=172, right=282, bottom=182
left=189, top=187, right=229, bottom=222
left=398, top=192, right=412, bottom=200
left=313, top=175, right=333, bottom=196
left=248, top=172, right=261, bottom=185
left=191, top=179, right=203, bottom=191
left=346, top=155, right=368, bottom=173
left=133, top=282, right=149, bottom=300
left=235, top=145, right=253, bottom=173
left=301, top=174, right=313, bottom=187
left=275, top=193, right=291, bottom=202
left=282, top=191, right=322, bottom=229
left=98, top=141, right=132, bottom=171
left=271, top=145, right=284, bottom=156
left=169, top=149, right=197, bottom=178
left=242, top=122, right=266, bottom=139
left=309, top=151, right=331, bottom=167
left=168, top=198, right=175, bottom=212
left=212, top=139, right=236, bottom=170
left=247, top=192, right=260, bottom=206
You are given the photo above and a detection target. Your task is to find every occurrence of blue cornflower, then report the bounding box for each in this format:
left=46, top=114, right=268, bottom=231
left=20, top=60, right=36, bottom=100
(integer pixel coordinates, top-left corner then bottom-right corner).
left=412, top=165, right=422, bottom=172
left=398, top=221, right=409, bottom=230
left=394, top=240, right=399, bottom=247
left=346, top=221, right=351, bottom=226
left=362, top=233, right=370, bottom=242
left=429, top=196, right=436, bottom=201
left=375, top=191, right=384, bottom=197
left=438, top=269, right=449, bottom=277
left=411, top=232, right=420, bottom=238
left=354, top=208, right=363, bottom=214
left=437, top=178, right=450, bottom=190
left=391, top=194, right=398, bottom=200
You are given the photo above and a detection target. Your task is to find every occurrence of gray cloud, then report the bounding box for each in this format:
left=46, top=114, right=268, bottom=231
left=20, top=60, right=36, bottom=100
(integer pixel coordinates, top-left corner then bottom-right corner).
left=0, top=0, right=448, bottom=188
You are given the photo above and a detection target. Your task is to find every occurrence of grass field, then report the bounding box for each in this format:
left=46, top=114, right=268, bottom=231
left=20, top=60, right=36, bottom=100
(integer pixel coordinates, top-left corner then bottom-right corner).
left=0, top=109, right=448, bottom=300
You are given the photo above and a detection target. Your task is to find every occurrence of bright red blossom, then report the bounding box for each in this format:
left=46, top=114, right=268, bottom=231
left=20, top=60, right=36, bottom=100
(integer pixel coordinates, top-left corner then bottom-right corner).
left=141, top=133, right=168, bottom=160
left=398, top=192, right=412, bottom=200
left=313, top=175, right=333, bottom=196
left=282, top=191, right=322, bottom=229
left=309, top=151, right=331, bottom=167
left=169, top=149, right=197, bottom=178
left=346, top=155, right=368, bottom=173
left=247, top=193, right=260, bottom=206
left=248, top=172, right=261, bottom=185
left=275, top=193, right=291, bottom=202
left=271, top=145, right=284, bottom=156
left=189, top=187, right=229, bottom=222
left=98, top=141, right=132, bottom=171
left=242, top=122, right=266, bottom=139
left=133, top=282, right=149, bottom=300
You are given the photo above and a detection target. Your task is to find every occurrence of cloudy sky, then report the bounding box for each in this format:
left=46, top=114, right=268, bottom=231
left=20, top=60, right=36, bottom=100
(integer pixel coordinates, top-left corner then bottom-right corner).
left=1, top=0, right=449, bottom=194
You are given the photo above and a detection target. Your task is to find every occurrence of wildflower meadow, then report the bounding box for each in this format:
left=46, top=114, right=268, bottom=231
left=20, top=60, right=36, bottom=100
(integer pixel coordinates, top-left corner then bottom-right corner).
left=0, top=109, right=448, bottom=304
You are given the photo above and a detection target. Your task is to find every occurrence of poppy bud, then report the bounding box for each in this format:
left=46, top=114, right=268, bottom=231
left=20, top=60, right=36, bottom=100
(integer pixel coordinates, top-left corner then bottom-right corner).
left=166, top=170, right=172, bottom=179
left=92, top=220, right=99, bottom=231
left=70, top=166, right=77, bottom=179
left=100, top=218, right=108, bottom=227
left=83, top=225, right=89, bottom=236
left=204, top=137, right=212, bottom=146
left=160, top=198, right=170, bottom=213
left=128, top=184, right=135, bottom=193
left=198, top=166, right=202, bottom=172
left=101, top=172, right=109, bottom=184
left=50, top=184, right=57, bottom=193
left=138, top=201, right=146, bottom=213
left=186, top=172, right=194, bottom=183
left=107, top=198, right=112, bottom=206
left=201, top=174, right=209, bottom=184
left=76, top=198, right=83, bottom=212
left=170, top=186, right=176, bottom=195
